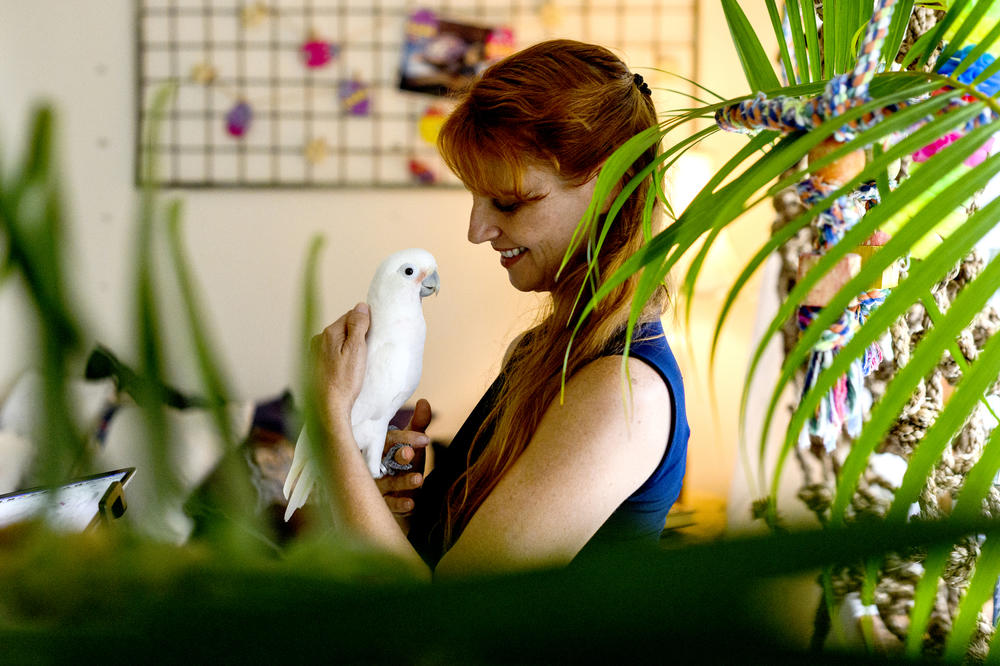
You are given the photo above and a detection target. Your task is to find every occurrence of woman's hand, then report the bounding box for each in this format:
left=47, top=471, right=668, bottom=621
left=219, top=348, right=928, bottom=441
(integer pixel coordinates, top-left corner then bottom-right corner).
left=311, top=302, right=370, bottom=433
left=377, top=398, right=432, bottom=524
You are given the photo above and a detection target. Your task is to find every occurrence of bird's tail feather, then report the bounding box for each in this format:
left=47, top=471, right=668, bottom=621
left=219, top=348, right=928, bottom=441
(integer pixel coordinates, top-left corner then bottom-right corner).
left=283, top=429, right=313, bottom=521
left=283, top=464, right=313, bottom=522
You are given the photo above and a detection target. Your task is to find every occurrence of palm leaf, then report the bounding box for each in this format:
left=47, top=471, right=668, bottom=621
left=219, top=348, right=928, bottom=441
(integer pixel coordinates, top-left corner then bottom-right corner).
left=710, top=82, right=953, bottom=374
left=643, top=67, right=728, bottom=103
left=766, top=1, right=798, bottom=85
left=946, top=536, right=1000, bottom=660
left=826, top=0, right=869, bottom=75
left=834, top=191, right=1000, bottom=528
left=786, top=0, right=815, bottom=85
left=721, top=0, right=781, bottom=92
left=900, top=26, right=946, bottom=69
left=882, top=0, right=917, bottom=68
left=916, top=0, right=971, bottom=68
left=935, top=0, right=994, bottom=68
left=772, top=123, right=1000, bottom=521
left=881, top=305, right=1000, bottom=654
left=737, top=92, right=971, bottom=477
left=802, top=2, right=823, bottom=83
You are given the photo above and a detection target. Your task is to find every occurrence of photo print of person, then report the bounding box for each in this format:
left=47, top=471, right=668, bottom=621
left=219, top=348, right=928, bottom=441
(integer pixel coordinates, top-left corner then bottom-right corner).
left=399, top=9, right=514, bottom=96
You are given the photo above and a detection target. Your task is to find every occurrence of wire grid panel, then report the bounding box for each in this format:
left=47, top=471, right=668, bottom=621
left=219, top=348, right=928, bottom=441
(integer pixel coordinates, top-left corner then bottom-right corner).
left=136, top=0, right=697, bottom=188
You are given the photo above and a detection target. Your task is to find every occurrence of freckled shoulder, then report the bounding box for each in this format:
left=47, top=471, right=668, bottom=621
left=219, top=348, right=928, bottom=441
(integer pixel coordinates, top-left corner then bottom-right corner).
left=557, top=355, right=671, bottom=439
left=435, top=353, right=672, bottom=576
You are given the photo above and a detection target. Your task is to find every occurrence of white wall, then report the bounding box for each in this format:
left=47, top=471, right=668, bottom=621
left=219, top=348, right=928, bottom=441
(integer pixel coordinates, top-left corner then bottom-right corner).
left=0, top=0, right=541, bottom=440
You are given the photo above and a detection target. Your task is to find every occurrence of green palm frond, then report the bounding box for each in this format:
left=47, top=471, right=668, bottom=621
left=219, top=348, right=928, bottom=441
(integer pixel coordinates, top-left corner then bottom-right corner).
left=4, top=0, right=1000, bottom=659
left=571, top=0, right=1000, bottom=655
left=721, top=0, right=781, bottom=92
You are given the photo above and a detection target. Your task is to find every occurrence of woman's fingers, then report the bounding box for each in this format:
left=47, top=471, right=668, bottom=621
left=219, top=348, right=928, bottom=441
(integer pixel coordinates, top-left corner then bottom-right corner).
left=377, top=469, right=424, bottom=516
left=376, top=471, right=424, bottom=494
left=375, top=401, right=431, bottom=516
left=311, top=304, right=371, bottom=420
left=408, top=398, right=432, bottom=433
left=341, top=302, right=370, bottom=354
left=384, top=428, right=430, bottom=458
left=384, top=494, right=415, bottom=515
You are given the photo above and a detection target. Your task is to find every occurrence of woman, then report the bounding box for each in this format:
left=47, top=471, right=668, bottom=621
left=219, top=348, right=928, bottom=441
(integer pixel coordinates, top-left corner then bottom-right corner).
left=313, top=40, right=688, bottom=579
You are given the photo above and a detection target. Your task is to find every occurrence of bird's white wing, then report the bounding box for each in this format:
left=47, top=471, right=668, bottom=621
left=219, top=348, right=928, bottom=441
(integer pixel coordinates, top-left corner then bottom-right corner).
left=283, top=247, right=436, bottom=521
left=351, top=332, right=424, bottom=476
left=282, top=331, right=424, bottom=516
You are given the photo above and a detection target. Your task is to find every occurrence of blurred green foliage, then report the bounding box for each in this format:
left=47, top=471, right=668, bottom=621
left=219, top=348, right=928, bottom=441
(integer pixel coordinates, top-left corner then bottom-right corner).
left=4, top=1, right=1000, bottom=659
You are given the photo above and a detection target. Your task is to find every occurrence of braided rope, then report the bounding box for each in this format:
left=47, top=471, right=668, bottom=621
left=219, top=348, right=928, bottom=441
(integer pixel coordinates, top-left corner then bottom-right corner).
left=847, top=0, right=898, bottom=102
left=721, top=0, right=905, bottom=453
left=716, top=0, right=997, bottom=142
left=716, top=0, right=900, bottom=140
left=762, top=3, right=1000, bottom=653
left=796, top=178, right=866, bottom=249
left=797, top=286, right=888, bottom=451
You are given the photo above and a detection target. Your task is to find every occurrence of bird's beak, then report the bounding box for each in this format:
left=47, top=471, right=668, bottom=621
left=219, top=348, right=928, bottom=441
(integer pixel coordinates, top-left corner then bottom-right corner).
left=420, top=270, right=440, bottom=298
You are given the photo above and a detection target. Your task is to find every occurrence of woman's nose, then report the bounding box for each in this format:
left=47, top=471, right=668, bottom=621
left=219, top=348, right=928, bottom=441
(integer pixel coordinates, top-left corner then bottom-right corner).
left=468, top=199, right=501, bottom=244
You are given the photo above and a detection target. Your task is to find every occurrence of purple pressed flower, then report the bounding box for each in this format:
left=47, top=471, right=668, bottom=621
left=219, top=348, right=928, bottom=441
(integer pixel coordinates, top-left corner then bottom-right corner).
left=226, top=101, right=252, bottom=137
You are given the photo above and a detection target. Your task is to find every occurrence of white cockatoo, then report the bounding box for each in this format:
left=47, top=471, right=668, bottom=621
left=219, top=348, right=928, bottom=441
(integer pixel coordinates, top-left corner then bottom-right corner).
left=282, top=248, right=440, bottom=521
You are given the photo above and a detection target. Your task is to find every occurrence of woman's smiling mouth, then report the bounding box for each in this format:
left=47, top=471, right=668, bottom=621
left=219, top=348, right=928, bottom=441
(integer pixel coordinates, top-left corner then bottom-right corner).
left=498, top=246, right=528, bottom=268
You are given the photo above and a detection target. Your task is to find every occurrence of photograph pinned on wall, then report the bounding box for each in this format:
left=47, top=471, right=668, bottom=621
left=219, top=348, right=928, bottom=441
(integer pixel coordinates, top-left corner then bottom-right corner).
left=399, top=9, right=515, bottom=96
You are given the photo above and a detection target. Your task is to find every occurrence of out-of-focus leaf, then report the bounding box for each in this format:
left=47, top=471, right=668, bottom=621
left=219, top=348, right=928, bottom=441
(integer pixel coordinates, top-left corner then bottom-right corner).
left=296, top=235, right=333, bottom=533
left=165, top=201, right=268, bottom=551
left=6, top=518, right=1000, bottom=661
left=935, top=0, right=996, bottom=68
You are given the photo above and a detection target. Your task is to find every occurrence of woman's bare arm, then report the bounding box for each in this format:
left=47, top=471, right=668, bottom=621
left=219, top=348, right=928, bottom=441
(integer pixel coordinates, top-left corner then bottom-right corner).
left=310, top=304, right=430, bottom=579
left=314, top=305, right=670, bottom=581
left=435, top=355, right=671, bottom=578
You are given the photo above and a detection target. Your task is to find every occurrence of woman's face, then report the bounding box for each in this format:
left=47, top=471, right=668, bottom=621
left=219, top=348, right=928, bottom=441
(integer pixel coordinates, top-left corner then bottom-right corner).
left=467, top=165, right=598, bottom=293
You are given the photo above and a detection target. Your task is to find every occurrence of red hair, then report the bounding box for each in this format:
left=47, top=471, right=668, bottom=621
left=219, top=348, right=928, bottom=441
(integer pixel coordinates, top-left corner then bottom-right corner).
left=437, top=39, right=666, bottom=546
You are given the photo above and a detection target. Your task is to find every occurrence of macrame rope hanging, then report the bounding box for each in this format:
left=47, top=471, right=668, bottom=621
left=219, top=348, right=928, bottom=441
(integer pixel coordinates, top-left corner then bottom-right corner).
left=757, top=4, right=1000, bottom=656
left=717, top=0, right=998, bottom=451
left=715, top=0, right=901, bottom=451
left=716, top=3, right=994, bottom=142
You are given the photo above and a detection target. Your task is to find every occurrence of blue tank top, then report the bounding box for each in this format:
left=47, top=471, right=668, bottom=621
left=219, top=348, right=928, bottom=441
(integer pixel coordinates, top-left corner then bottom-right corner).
left=407, top=320, right=689, bottom=567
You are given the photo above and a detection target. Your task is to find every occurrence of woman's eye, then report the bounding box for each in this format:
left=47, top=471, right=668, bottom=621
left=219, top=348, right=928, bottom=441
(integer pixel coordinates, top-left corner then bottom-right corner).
left=492, top=199, right=520, bottom=213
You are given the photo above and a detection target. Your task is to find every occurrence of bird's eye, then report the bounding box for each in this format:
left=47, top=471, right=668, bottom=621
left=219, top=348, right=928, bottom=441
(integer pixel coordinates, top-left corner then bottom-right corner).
left=404, top=266, right=415, bottom=276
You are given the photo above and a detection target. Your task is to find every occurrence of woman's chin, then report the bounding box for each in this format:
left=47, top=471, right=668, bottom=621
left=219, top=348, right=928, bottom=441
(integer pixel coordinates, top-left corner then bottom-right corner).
left=507, top=272, right=541, bottom=293
left=504, top=261, right=555, bottom=293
